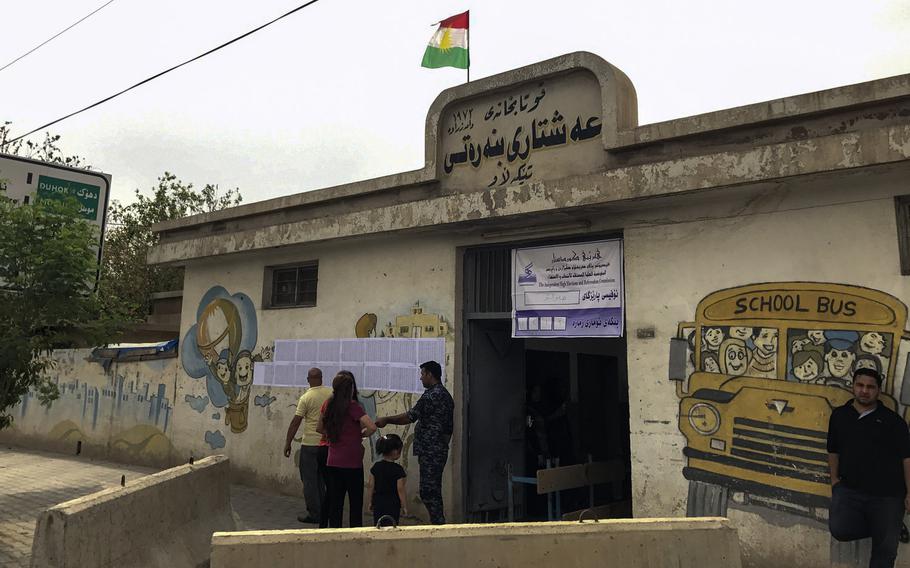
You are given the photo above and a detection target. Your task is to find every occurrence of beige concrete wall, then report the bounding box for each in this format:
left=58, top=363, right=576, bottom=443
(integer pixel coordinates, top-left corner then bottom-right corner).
left=622, top=168, right=910, bottom=568
left=210, top=518, right=741, bottom=568
left=173, top=233, right=460, bottom=521
left=30, top=455, right=234, bottom=568
left=0, top=350, right=180, bottom=468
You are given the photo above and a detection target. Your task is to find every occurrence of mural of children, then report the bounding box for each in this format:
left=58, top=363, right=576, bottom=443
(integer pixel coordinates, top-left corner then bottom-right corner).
left=858, top=331, right=886, bottom=356
left=790, top=335, right=813, bottom=355
left=719, top=338, right=750, bottom=377
left=701, top=351, right=721, bottom=373
left=229, top=350, right=254, bottom=432
left=746, top=327, right=778, bottom=379
left=791, top=350, right=824, bottom=384
left=728, top=327, right=752, bottom=342
left=702, top=327, right=725, bottom=353
left=807, top=329, right=826, bottom=347
left=822, top=331, right=859, bottom=387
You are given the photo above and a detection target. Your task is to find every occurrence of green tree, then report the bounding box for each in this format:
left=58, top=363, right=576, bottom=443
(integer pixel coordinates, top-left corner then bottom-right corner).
left=100, top=172, right=242, bottom=321
left=0, top=121, right=88, bottom=168
left=0, top=196, right=122, bottom=429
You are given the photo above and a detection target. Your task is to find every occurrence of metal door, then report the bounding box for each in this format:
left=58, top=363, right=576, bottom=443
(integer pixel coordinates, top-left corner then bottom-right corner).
left=466, top=318, right=526, bottom=515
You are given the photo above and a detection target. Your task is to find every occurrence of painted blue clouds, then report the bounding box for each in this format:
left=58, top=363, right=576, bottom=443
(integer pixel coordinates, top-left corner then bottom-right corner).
left=254, top=395, right=277, bottom=407
left=184, top=394, right=209, bottom=413
left=205, top=430, right=226, bottom=449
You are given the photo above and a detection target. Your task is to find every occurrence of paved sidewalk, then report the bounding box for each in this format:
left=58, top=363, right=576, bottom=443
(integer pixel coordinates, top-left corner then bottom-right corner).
left=0, top=446, right=307, bottom=568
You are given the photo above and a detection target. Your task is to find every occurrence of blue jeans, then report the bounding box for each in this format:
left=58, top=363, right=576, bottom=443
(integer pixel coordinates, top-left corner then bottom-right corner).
left=829, top=483, right=904, bottom=568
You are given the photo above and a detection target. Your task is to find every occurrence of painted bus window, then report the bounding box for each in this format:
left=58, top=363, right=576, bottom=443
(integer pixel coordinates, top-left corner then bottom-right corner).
left=699, top=326, right=779, bottom=379
left=786, top=329, right=893, bottom=387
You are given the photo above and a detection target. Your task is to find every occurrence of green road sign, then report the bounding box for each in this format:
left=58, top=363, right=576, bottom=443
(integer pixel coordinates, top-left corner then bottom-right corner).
left=36, top=175, right=101, bottom=220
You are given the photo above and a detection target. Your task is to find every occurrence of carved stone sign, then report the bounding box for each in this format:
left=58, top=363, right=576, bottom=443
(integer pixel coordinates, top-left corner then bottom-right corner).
left=437, top=70, right=606, bottom=189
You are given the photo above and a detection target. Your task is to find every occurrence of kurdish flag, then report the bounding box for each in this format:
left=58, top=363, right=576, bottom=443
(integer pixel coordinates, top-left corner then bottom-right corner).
left=422, top=11, right=469, bottom=70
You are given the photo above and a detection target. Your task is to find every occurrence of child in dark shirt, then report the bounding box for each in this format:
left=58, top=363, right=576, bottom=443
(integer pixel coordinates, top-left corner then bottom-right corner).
left=368, top=433, right=408, bottom=526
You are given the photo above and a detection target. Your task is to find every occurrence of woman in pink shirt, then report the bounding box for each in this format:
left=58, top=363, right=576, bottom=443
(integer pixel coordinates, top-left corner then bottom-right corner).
left=318, top=371, right=377, bottom=527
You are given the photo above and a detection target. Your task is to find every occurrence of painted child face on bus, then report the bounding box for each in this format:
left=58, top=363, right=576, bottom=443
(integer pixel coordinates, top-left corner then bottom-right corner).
left=808, top=330, right=826, bottom=345
left=720, top=339, right=749, bottom=376
left=729, top=327, right=752, bottom=341
left=703, top=327, right=724, bottom=350
left=859, top=332, right=885, bottom=356
left=825, top=348, right=856, bottom=379
left=753, top=328, right=778, bottom=355
left=702, top=354, right=721, bottom=373
left=793, top=357, right=820, bottom=382
left=791, top=337, right=812, bottom=354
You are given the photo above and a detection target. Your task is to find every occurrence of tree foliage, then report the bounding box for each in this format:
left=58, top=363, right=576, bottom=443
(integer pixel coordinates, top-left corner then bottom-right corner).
left=100, top=172, right=242, bottom=321
left=0, top=122, right=89, bottom=168
left=0, top=196, right=121, bottom=429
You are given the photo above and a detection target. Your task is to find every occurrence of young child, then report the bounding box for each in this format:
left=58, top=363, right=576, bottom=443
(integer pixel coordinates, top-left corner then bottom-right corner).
left=368, top=433, right=408, bottom=526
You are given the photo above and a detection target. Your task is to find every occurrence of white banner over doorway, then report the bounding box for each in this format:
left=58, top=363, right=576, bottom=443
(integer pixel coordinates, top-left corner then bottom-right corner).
left=511, top=239, right=624, bottom=338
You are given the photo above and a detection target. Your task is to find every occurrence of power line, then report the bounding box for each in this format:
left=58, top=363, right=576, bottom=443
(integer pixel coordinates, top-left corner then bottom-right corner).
left=5, top=0, right=323, bottom=146
left=0, top=0, right=118, bottom=74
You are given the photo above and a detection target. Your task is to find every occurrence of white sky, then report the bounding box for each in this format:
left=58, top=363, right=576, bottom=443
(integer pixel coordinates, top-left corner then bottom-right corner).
left=1, top=0, right=909, bottom=207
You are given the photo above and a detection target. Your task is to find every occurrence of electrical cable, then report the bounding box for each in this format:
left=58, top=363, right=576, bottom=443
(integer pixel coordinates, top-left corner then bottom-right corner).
left=0, top=0, right=118, bottom=74
left=5, top=0, right=323, bottom=146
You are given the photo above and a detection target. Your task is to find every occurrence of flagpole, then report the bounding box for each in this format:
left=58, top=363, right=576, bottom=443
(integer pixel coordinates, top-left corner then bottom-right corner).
left=466, top=11, right=470, bottom=84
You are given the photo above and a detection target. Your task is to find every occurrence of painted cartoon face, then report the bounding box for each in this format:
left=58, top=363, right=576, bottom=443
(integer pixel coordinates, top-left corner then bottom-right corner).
left=720, top=340, right=749, bottom=376
left=854, top=357, right=880, bottom=374
left=825, top=348, right=856, bottom=379
left=753, top=328, right=778, bottom=355
left=703, top=356, right=721, bottom=373
left=807, top=330, right=826, bottom=345
left=703, top=327, right=724, bottom=350
left=235, top=355, right=253, bottom=386
left=215, top=359, right=230, bottom=383
left=791, top=337, right=812, bottom=354
left=729, top=327, right=752, bottom=341
left=793, top=358, right=820, bottom=382
left=859, top=332, right=885, bottom=356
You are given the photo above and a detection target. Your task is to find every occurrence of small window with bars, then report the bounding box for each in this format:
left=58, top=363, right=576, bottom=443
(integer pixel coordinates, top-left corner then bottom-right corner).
left=895, top=196, right=910, bottom=275
left=268, top=262, right=318, bottom=308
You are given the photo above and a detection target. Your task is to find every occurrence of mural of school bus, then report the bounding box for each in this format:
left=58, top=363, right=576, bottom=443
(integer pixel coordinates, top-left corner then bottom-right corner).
left=671, top=282, right=910, bottom=518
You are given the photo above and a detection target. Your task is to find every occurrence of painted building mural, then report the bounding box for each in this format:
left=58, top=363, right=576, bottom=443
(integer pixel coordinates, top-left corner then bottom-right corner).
left=181, top=286, right=267, bottom=434
left=0, top=350, right=178, bottom=465
left=673, top=282, right=909, bottom=520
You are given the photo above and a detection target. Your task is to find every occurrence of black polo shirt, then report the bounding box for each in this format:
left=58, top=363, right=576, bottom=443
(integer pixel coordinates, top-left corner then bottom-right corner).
left=827, top=400, right=910, bottom=497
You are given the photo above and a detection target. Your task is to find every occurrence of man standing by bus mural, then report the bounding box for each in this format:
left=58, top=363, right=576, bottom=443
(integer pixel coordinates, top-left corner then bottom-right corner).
left=376, top=361, right=454, bottom=524
left=827, top=367, right=910, bottom=568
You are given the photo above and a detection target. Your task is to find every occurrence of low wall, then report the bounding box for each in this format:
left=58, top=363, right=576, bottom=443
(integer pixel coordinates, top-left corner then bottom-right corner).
left=31, top=455, right=235, bottom=568
left=210, top=517, right=741, bottom=568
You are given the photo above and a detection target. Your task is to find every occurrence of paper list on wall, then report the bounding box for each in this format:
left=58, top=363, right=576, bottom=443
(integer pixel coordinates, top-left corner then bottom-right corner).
left=390, top=339, right=418, bottom=365
left=274, top=340, right=296, bottom=362
left=274, top=362, right=296, bottom=386
left=295, top=341, right=318, bottom=362
left=317, top=340, right=341, bottom=363
left=256, top=338, right=445, bottom=394
left=253, top=362, right=267, bottom=385
left=364, top=339, right=390, bottom=363
left=363, top=364, right=391, bottom=390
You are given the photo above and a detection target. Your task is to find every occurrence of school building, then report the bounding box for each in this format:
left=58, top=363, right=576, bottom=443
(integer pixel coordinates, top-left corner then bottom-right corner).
left=7, top=52, right=910, bottom=567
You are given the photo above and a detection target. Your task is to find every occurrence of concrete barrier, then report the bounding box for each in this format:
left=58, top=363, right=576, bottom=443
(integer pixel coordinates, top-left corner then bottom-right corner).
left=31, top=455, right=235, bottom=568
left=211, top=517, right=741, bottom=568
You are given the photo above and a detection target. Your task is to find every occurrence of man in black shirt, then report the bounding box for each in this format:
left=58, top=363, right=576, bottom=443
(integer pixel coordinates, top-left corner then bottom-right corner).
left=827, top=368, right=910, bottom=568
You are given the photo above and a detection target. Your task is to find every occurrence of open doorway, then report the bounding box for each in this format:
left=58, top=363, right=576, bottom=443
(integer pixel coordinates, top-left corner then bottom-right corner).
left=462, top=241, right=631, bottom=522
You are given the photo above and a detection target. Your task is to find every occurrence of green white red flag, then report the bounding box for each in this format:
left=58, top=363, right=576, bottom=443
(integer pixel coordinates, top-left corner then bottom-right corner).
left=421, top=11, right=469, bottom=70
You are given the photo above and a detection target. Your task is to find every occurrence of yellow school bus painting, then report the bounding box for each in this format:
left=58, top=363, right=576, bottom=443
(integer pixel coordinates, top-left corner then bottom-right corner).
left=671, top=282, right=910, bottom=519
